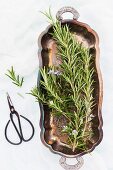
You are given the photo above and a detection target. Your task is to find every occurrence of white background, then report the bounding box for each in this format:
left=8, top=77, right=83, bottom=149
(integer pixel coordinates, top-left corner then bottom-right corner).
left=0, top=0, right=113, bottom=170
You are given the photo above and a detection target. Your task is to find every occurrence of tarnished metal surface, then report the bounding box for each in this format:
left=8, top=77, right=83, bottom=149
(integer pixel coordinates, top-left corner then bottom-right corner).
left=38, top=18, right=103, bottom=158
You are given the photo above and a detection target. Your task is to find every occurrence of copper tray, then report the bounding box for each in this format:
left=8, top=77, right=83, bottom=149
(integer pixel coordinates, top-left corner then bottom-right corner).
left=38, top=6, right=103, bottom=169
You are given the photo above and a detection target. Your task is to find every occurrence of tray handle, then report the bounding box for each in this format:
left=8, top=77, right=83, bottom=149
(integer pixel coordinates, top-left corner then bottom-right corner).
left=56, top=7, right=80, bottom=21
left=59, top=156, right=84, bottom=170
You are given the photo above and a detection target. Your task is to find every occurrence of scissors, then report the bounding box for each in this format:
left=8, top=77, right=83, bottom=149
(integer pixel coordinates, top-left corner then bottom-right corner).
left=5, top=93, right=35, bottom=145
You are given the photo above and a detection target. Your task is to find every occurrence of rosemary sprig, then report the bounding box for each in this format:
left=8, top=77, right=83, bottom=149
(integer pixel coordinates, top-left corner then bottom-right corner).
left=6, top=66, right=24, bottom=87
left=30, top=9, right=95, bottom=152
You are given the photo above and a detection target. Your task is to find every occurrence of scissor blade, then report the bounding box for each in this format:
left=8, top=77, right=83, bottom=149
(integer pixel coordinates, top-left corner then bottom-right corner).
left=6, top=92, right=15, bottom=111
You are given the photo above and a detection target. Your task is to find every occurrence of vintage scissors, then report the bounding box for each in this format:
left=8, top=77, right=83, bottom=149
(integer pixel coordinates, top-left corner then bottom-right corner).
left=5, top=93, right=35, bottom=145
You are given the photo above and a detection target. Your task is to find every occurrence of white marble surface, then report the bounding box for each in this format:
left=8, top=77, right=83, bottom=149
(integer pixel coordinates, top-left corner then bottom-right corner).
left=0, top=0, right=112, bottom=169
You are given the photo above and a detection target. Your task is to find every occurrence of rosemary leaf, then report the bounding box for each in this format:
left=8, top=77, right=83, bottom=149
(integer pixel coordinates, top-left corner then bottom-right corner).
left=30, top=9, right=95, bottom=152
left=6, top=66, right=24, bottom=87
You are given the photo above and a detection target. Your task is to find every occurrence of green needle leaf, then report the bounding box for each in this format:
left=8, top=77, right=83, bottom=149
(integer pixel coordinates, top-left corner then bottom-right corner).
left=30, top=9, right=95, bottom=152
left=5, top=66, right=24, bottom=87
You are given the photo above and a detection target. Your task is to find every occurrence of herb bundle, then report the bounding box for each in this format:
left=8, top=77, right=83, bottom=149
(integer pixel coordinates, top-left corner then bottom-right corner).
left=31, top=9, right=95, bottom=152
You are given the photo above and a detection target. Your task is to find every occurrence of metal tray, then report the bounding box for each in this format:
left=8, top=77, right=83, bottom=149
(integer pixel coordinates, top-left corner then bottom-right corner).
left=38, top=7, right=103, bottom=159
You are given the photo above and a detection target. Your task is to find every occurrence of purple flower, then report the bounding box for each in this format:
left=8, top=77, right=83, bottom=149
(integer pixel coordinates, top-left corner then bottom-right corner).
left=72, top=129, right=78, bottom=135
left=48, top=70, right=61, bottom=75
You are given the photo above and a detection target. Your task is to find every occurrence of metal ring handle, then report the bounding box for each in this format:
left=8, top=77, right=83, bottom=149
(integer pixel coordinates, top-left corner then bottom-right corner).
left=56, top=7, right=80, bottom=21
left=59, top=156, right=84, bottom=170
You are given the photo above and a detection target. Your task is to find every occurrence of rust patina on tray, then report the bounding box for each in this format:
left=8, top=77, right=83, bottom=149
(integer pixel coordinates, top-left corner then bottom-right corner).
left=38, top=7, right=103, bottom=159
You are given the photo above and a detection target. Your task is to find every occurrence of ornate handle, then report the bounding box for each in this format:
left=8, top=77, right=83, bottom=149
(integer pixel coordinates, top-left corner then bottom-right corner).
left=59, top=156, right=84, bottom=170
left=56, top=7, right=80, bottom=21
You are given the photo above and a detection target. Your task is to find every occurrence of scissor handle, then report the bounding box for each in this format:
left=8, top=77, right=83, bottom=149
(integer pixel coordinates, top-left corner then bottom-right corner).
left=5, top=120, right=22, bottom=145
left=5, top=112, right=23, bottom=145
left=20, top=115, right=35, bottom=142
left=5, top=112, right=35, bottom=145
